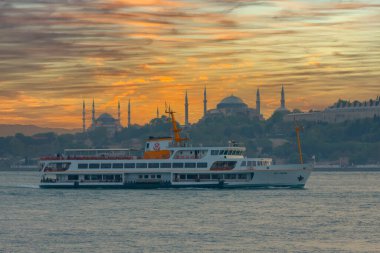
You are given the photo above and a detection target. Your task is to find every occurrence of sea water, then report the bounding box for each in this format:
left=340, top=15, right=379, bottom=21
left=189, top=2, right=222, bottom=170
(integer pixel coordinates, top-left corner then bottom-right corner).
left=0, top=171, right=379, bottom=253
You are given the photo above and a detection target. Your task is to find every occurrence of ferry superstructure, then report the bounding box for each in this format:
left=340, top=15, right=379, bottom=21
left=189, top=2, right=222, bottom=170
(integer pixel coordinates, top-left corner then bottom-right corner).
left=39, top=109, right=312, bottom=189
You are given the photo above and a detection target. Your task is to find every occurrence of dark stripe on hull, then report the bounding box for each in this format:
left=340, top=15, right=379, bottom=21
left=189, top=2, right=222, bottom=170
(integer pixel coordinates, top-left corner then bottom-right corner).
left=40, top=182, right=305, bottom=189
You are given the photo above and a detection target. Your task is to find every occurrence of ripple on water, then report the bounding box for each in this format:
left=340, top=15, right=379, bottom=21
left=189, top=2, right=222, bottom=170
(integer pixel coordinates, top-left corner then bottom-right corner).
left=0, top=171, right=379, bottom=253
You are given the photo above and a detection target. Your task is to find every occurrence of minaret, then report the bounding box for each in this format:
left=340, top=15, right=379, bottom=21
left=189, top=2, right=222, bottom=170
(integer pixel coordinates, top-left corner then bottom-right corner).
left=82, top=100, right=86, bottom=133
left=156, top=106, right=159, bottom=119
left=127, top=99, right=131, bottom=128
left=256, top=88, right=261, bottom=116
left=203, top=86, right=207, bottom=117
left=118, top=99, right=121, bottom=123
left=91, top=98, right=95, bottom=126
left=185, top=90, right=189, bottom=126
left=281, top=85, right=285, bottom=109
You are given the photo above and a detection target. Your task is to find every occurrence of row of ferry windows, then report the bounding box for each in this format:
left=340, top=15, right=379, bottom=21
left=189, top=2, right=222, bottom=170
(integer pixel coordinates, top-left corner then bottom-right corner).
left=174, top=173, right=252, bottom=180
left=210, top=150, right=243, bottom=156
left=241, top=161, right=269, bottom=166
left=78, top=162, right=208, bottom=169
left=67, top=174, right=122, bottom=181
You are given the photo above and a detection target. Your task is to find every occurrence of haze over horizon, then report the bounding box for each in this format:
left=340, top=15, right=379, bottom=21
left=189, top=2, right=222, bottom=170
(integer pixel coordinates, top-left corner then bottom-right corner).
left=0, top=0, right=379, bottom=128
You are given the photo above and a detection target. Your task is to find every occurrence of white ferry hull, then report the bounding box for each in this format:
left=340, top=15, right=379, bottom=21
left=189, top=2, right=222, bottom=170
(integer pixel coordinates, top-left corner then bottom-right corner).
left=39, top=166, right=312, bottom=189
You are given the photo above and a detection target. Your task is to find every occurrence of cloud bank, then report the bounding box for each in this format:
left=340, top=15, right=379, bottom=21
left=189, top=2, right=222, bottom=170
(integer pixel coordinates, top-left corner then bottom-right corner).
left=0, top=0, right=379, bottom=127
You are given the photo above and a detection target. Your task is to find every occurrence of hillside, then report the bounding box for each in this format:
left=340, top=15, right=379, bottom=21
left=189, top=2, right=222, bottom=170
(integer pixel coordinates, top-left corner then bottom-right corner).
left=1, top=114, right=380, bottom=165
left=0, top=124, right=80, bottom=137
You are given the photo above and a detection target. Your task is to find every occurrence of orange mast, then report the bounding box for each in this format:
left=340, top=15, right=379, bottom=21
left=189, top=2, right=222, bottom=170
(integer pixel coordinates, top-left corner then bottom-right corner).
left=165, top=105, right=188, bottom=144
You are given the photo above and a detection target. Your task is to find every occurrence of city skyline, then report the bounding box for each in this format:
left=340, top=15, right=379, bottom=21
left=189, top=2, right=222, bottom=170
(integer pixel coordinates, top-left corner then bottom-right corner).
left=0, top=0, right=379, bottom=128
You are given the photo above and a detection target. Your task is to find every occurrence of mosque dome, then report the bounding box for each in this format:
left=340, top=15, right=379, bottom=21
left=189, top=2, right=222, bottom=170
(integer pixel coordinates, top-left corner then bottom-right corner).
left=97, top=113, right=117, bottom=124
left=217, top=95, right=248, bottom=109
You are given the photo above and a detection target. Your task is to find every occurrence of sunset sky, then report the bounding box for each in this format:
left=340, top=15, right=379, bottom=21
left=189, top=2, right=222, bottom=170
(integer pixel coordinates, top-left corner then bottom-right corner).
left=0, top=0, right=379, bottom=128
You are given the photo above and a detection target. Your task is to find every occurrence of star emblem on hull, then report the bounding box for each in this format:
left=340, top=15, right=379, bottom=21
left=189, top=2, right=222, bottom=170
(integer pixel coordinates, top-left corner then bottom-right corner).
left=297, top=175, right=304, bottom=182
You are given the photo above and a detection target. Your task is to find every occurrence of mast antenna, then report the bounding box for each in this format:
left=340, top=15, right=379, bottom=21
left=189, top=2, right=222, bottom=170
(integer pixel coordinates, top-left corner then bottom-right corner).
left=294, top=120, right=304, bottom=164
left=165, top=105, right=188, bottom=144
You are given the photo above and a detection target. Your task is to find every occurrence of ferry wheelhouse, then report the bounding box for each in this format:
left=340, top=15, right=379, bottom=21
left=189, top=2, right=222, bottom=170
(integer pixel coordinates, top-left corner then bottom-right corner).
left=39, top=109, right=312, bottom=189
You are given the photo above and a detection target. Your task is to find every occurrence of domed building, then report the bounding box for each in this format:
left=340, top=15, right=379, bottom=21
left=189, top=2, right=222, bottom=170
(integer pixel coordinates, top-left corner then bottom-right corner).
left=88, top=100, right=122, bottom=134
left=204, top=91, right=263, bottom=120
left=217, top=95, right=248, bottom=110
left=92, top=113, right=121, bottom=131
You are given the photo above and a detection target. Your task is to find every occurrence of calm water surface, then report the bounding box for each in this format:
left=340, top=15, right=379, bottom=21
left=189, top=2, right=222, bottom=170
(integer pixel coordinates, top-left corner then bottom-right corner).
left=0, top=171, right=379, bottom=253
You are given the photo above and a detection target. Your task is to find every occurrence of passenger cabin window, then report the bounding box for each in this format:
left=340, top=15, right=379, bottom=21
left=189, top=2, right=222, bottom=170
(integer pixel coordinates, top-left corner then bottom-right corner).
left=187, top=174, right=197, bottom=180
left=173, top=163, right=184, bottom=168
left=112, top=163, right=123, bottom=169
left=241, top=161, right=246, bottom=166
left=210, top=161, right=237, bottom=170
left=91, top=175, right=101, bottom=180
left=218, top=150, right=224, bottom=155
left=146, top=143, right=150, bottom=149
left=78, top=163, right=88, bottom=169
left=68, top=175, right=79, bottom=181
left=212, top=174, right=221, bottom=180
left=197, top=162, right=208, bottom=168
left=185, top=163, right=196, bottom=168
left=101, top=163, right=112, bottom=169
left=46, top=162, right=71, bottom=171
left=136, top=163, right=148, bottom=168
left=148, top=163, right=159, bottom=168
left=104, top=175, right=114, bottom=180
left=160, top=163, right=171, bottom=168
left=124, top=163, right=135, bottom=169
left=224, top=174, right=236, bottom=179
left=89, top=163, right=100, bottom=169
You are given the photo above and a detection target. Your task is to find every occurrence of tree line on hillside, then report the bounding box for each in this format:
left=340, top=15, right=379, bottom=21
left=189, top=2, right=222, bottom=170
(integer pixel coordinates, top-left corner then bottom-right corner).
left=1, top=112, right=380, bottom=165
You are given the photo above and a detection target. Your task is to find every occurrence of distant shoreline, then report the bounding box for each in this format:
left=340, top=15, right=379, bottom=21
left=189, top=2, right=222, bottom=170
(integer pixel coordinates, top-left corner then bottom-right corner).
left=0, top=166, right=39, bottom=172
left=313, top=167, right=380, bottom=172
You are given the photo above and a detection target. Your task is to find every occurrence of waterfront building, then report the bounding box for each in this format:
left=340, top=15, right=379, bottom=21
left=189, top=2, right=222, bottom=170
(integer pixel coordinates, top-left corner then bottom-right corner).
left=284, top=97, right=380, bottom=123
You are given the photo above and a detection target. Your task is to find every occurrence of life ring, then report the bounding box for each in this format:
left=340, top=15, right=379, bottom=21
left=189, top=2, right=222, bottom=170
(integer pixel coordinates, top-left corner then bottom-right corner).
left=153, top=142, right=160, bottom=151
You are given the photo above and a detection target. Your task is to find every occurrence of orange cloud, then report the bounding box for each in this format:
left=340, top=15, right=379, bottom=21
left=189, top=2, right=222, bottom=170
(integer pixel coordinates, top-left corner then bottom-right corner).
left=0, top=0, right=379, bottom=128
left=150, top=76, right=175, bottom=83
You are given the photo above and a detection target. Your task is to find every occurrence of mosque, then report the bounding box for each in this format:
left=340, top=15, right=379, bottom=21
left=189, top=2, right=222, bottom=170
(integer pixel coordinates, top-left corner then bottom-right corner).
left=182, top=86, right=287, bottom=125
left=198, top=87, right=264, bottom=122
left=82, top=99, right=127, bottom=134
left=82, top=86, right=287, bottom=132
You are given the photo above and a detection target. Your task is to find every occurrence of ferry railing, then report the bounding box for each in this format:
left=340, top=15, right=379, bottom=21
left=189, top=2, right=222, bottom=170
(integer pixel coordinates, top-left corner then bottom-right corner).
left=40, top=156, right=142, bottom=161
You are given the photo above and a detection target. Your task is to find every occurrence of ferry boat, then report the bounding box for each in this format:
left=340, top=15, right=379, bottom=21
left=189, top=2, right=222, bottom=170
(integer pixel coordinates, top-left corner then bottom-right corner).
left=39, top=109, right=312, bottom=189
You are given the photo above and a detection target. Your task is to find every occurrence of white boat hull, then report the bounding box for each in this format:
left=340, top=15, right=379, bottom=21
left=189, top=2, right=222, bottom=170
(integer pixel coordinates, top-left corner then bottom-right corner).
left=39, top=165, right=312, bottom=189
